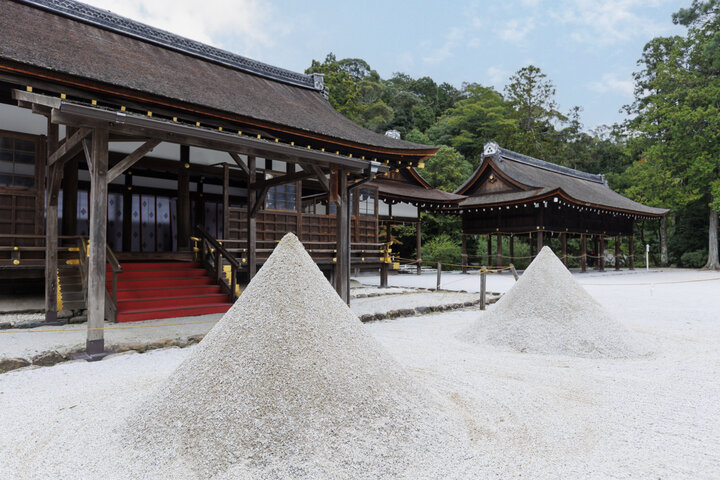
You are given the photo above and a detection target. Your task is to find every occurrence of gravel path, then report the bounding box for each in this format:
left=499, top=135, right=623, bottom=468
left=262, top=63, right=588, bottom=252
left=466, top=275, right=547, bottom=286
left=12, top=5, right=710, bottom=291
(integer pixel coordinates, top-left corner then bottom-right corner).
left=2, top=264, right=719, bottom=478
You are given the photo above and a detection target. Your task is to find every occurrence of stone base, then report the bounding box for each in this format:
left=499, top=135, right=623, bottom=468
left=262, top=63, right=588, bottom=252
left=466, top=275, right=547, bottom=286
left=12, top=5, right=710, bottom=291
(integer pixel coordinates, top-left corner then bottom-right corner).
left=70, top=350, right=114, bottom=362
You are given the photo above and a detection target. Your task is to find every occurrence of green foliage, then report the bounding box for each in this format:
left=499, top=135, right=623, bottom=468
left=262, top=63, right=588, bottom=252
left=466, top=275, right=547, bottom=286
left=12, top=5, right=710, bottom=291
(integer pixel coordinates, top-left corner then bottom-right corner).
left=422, top=146, right=474, bottom=192
left=305, top=53, right=393, bottom=132
left=421, top=233, right=462, bottom=268
left=680, top=249, right=708, bottom=267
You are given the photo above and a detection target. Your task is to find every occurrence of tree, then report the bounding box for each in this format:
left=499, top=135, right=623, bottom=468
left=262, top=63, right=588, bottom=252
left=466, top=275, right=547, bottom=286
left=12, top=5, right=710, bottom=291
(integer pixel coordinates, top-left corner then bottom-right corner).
left=421, top=145, right=473, bottom=192
left=306, top=53, right=393, bottom=132
left=624, top=1, right=720, bottom=269
left=504, top=65, right=567, bottom=159
left=430, top=84, right=517, bottom=161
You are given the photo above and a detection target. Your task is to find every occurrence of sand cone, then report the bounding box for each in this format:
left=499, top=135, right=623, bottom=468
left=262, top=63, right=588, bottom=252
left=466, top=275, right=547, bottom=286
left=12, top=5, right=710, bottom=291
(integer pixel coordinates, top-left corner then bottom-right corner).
left=462, top=246, right=647, bottom=358
left=123, top=233, right=468, bottom=479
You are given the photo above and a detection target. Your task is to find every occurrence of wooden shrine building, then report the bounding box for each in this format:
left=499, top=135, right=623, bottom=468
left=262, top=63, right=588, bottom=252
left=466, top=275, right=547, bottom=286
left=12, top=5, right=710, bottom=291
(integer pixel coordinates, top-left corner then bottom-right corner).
left=0, top=0, right=439, bottom=356
left=450, top=142, right=668, bottom=269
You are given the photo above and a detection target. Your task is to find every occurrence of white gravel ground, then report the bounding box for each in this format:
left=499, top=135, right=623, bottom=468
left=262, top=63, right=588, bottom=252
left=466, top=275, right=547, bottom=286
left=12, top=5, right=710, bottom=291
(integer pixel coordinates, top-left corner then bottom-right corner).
left=1, top=266, right=720, bottom=478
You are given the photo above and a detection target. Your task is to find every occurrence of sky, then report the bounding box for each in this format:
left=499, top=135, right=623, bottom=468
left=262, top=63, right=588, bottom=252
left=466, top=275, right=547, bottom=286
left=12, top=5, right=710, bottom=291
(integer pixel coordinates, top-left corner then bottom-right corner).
left=83, top=0, right=687, bottom=132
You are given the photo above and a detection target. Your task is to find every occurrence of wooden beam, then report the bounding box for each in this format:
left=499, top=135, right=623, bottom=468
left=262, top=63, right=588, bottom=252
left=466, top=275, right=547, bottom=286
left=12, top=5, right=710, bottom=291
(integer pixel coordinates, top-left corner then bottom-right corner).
left=87, top=128, right=109, bottom=356
left=106, top=138, right=161, bottom=183
left=47, top=127, right=91, bottom=167
left=250, top=184, right=269, bottom=218
left=122, top=173, right=133, bottom=251
left=228, top=152, right=249, bottom=176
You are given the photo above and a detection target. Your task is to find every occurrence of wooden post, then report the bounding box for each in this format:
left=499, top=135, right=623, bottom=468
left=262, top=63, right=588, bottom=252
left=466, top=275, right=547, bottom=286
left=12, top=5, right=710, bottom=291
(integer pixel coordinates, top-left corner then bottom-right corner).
left=496, top=233, right=502, bottom=267
left=530, top=232, right=535, bottom=258
left=461, top=233, right=468, bottom=273
left=122, top=172, right=133, bottom=251
left=86, top=128, right=109, bottom=357
left=599, top=235, right=605, bottom=271
left=660, top=216, right=669, bottom=267
left=247, top=156, right=257, bottom=279
left=615, top=235, right=620, bottom=270
left=177, top=145, right=190, bottom=250
left=335, top=169, right=349, bottom=303
left=537, top=230, right=543, bottom=254
left=486, top=234, right=492, bottom=266
left=416, top=210, right=422, bottom=275
left=509, top=234, right=514, bottom=265
left=436, top=261, right=442, bottom=290
left=561, top=233, right=567, bottom=266
left=629, top=235, right=635, bottom=270
left=222, top=163, right=229, bottom=240
left=380, top=261, right=389, bottom=288
left=61, top=156, right=78, bottom=239
left=479, top=271, right=486, bottom=310
left=581, top=233, right=587, bottom=273
left=44, top=120, right=60, bottom=324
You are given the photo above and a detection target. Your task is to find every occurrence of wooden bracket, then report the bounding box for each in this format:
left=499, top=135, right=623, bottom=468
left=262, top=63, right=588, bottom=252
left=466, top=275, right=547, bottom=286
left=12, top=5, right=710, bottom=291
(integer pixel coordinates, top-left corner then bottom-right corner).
left=249, top=184, right=269, bottom=218
left=298, top=161, right=329, bottom=192
left=106, top=138, right=161, bottom=183
left=329, top=166, right=339, bottom=204
left=48, top=127, right=91, bottom=167
left=228, top=152, right=250, bottom=176
left=82, top=137, right=93, bottom=177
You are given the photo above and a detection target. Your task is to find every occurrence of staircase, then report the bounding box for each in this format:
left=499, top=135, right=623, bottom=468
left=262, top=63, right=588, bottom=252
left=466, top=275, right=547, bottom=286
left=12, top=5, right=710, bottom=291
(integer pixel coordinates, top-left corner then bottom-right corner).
left=108, top=262, right=234, bottom=322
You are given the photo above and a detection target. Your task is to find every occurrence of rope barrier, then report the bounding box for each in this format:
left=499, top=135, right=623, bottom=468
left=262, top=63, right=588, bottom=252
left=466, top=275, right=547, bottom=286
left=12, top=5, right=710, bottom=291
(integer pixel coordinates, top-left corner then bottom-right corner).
left=0, top=318, right=220, bottom=334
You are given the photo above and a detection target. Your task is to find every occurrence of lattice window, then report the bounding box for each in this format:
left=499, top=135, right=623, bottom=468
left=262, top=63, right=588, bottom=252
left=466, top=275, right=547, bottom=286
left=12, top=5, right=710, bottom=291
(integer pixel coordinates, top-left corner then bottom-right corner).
left=0, top=135, right=36, bottom=189
left=265, top=181, right=296, bottom=211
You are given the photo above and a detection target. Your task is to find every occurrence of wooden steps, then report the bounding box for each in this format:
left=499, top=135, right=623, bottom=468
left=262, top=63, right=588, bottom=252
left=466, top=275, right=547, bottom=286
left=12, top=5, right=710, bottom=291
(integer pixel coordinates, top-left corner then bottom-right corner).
left=108, top=262, right=233, bottom=323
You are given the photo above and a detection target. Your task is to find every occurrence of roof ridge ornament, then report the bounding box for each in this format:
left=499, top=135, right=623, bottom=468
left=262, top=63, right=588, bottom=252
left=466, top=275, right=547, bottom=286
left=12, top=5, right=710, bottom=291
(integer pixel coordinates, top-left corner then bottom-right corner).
left=21, top=0, right=324, bottom=92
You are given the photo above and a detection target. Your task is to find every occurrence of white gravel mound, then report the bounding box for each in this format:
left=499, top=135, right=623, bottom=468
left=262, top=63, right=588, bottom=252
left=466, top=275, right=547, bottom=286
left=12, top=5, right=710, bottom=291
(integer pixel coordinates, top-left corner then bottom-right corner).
left=117, top=233, right=473, bottom=479
left=461, top=246, right=648, bottom=358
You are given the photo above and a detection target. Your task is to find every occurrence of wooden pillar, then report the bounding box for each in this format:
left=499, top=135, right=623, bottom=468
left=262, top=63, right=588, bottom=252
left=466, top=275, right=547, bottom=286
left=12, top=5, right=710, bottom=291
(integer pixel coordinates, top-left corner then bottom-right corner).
left=530, top=232, right=535, bottom=257
left=87, top=128, right=108, bottom=356
left=561, top=232, right=567, bottom=266
left=629, top=235, right=635, bottom=270
left=461, top=233, right=468, bottom=273
left=486, top=234, right=492, bottom=266
left=599, top=235, right=605, bottom=271
left=177, top=146, right=190, bottom=249
left=509, top=234, right=514, bottom=264
left=44, top=120, right=60, bottom=324
left=660, top=216, right=669, bottom=267
left=581, top=233, right=587, bottom=273
left=61, top=157, right=78, bottom=239
left=496, top=233, right=502, bottom=267
left=536, top=230, right=543, bottom=253
left=335, top=169, right=349, bottom=303
left=247, top=156, right=257, bottom=279
left=122, top=173, right=133, bottom=251
left=416, top=209, right=422, bottom=275
left=615, top=235, right=620, bottom=270
left=195, top=178, right=205, bottom=229
left=222, top=164, right=229, bottom=240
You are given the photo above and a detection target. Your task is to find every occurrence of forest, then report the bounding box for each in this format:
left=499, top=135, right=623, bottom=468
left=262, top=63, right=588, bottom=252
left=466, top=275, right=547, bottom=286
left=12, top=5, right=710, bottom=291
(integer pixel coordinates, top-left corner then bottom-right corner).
left=306, top=0, right=720, bottom=270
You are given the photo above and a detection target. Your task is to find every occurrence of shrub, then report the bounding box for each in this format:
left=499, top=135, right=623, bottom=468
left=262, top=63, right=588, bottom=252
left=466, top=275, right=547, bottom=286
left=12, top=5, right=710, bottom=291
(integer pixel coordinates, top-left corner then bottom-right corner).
left=679, top=249, right=707, bottom=268
left=421, top=234, right=462, bottom=269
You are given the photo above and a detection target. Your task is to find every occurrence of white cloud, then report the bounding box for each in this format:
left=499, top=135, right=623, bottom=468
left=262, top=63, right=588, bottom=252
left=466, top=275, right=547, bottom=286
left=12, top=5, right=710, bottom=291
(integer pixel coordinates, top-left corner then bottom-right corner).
left=552, top=0, right=674, bottom=46
left=588, top=72, right=634, bottom=97
left=499, top=18, right=536, bottom=45
left=486, top=66, right=509, bottom=86
left=82, top=0, right=285, bottom=53
left=422, top=26, right=465, bottom=64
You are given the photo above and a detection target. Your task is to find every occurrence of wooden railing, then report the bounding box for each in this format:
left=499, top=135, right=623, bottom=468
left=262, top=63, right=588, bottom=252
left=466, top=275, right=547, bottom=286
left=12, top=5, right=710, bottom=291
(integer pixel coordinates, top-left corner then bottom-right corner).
left=218, top=238, right=385, bottom=266
left=195, top=225, right=241, bottom=301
